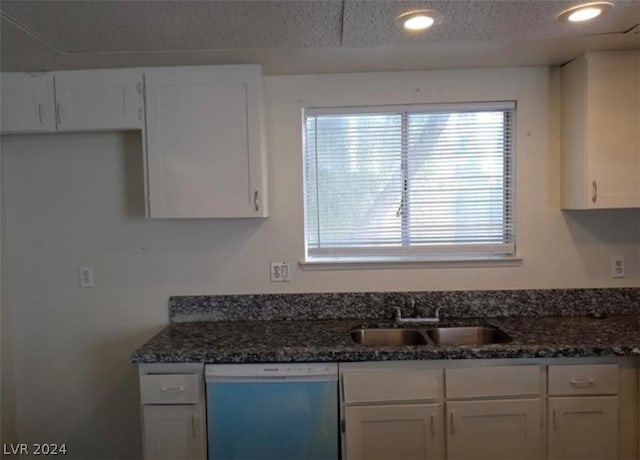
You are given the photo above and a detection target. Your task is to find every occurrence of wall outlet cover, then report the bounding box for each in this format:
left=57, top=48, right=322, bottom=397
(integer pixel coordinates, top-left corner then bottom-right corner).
left=79, top=266, right=94, bottom=288
left=611, top=257, right=625, bottom=278
left=270, top=262, right=291, bottom=282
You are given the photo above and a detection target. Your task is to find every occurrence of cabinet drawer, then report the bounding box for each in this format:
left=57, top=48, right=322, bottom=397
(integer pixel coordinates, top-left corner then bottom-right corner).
left=446, top=365, right=541, bottom=399
left=342, top=370, right=443, bottom=404
left=548, top=364, right=618, bottom=396
left=140, top=373, right=201, bottom=404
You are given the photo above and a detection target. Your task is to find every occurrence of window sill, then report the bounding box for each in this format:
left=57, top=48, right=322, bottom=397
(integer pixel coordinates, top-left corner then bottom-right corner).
left=299, top=255, right=523, bottom=271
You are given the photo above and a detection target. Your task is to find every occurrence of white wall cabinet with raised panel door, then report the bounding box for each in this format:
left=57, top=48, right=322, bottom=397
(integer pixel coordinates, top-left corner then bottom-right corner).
left=547, top=364, right=619, bottom=460
left=1, top=69, right=143, bottom=134
left=340, top=365, right=445, bottom=460
left=561, top=50, right=640, bottom=209
left=53, top=69, right=144, bottom=131
left=139, top=363, right=206, bottom=460
left=143, top=65, right=268, bottom=218
left=1, top=73, right=55, bottom=133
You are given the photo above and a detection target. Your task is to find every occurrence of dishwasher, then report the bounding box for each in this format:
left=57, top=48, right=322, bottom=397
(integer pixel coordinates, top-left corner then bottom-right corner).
left=205, top=363, right=339, bottom=460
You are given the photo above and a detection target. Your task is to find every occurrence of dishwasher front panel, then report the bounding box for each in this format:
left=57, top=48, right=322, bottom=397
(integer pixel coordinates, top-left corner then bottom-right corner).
left=207, top=379, right=339, bottom=460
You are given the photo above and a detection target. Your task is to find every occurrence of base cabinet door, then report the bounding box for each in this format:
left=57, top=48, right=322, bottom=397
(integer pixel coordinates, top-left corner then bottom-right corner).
left=344, top=403, right=444, bottom=460
left=548, top=396, right=618, bottom=460
left=446, top=399, right=541, bottom=460
left=143, top=405, right=205, bottom=460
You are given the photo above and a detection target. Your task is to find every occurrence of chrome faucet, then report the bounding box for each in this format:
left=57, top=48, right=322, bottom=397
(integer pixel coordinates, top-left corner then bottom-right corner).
left=394, top=305, right=442, bottom=324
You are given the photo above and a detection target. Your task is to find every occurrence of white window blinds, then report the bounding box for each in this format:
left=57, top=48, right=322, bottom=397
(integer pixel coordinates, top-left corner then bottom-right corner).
left=303, top=102, right=515, bottom=260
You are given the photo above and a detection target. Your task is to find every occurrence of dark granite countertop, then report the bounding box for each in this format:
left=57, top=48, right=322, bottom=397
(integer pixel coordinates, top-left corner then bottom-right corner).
left=131, top=315, right=640, bottom=363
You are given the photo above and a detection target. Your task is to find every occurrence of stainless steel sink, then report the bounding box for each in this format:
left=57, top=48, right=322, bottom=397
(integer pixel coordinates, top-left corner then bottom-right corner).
left=426, top=326, right=512, bottom=346
left=350, top=328, right=428, bottom=346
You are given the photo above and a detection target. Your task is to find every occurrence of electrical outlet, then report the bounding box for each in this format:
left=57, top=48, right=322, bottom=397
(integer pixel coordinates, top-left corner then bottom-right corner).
left=270, top=262, right=291, bottom=282
left=611, top=257, right=625, bottom=278
left=79, top=266, right=94, bottom=288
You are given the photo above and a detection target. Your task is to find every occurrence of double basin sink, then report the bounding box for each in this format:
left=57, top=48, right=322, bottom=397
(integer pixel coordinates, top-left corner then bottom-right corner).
left=351, top=326, right=512, bottom=347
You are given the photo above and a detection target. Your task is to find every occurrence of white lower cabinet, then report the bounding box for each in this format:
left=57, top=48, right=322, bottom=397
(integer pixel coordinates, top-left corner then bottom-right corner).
left=341, top=366, right=445, bottom=460
left=340, top=364, right=542, bottom=460
left=447, top=399, right=542, bottom=460
left=138, top=364, right=206, bottom=460
left=547, top=363, right=620, bottom=460
left=548, top=396, right=618, bottom=460
left=345, top=403, right=444, bottom=460
left=143, top=405, right=205, bottom=460
left=445, top=365, right=542, bottom=460
left=136, top=358, right=637, bottom=460
left=340, top=359, right=639, bottom=460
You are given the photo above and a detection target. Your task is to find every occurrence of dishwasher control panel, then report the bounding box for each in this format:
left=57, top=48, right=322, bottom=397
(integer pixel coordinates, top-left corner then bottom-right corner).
left=205, top=363, right=338, bottom=379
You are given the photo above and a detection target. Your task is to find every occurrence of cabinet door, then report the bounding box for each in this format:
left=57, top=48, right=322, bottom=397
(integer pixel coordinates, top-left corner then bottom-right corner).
left=561, top=50, right=640, bottom=209
left=548, top=396, right=618, bottom=460
left=53, top=69, right=144, bottom=131
left=586, top=52, right=640, bottom=208
left=446, top=399, right=541, bottom=460
left=344, top=403, right=444, bottom=460
left=143, top=405, right=205, bottom=460
left=144, top=65, right=268, bottom=218
left=1, top=73, right=55, bottom=133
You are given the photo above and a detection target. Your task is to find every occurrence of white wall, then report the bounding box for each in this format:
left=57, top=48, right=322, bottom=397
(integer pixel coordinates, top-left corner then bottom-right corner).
left=1, top=66, right=638, bottom=459
left=1, top=145, right=18, bottom=447
left=262, top=66, right=639, bottom=289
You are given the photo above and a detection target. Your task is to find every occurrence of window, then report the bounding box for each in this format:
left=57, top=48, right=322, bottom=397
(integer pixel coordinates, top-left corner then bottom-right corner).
left=303, top=102, right=515, bottom=263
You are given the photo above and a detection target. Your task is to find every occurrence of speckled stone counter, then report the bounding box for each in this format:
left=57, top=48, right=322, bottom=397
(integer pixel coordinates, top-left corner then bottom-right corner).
left=168, top=288, right=640, bottom=322
left=131, top=315, right=640, bottom=364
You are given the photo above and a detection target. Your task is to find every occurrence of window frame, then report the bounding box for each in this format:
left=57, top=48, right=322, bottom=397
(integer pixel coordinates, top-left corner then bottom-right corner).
left=302, top=101, right=518, bottom=267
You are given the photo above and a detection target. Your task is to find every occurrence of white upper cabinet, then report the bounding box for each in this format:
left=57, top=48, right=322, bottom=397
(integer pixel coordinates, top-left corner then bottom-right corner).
left=1, top=73, right=55, bottom=133
left=54, top=69, right=144, bottom=131
left=1, top=69, right=143, bottom=134
left=561, top=50, right=640, bottom=209
left=143, top=65, right=268, bottom=218
left=2, top=64, right=269, bottom=219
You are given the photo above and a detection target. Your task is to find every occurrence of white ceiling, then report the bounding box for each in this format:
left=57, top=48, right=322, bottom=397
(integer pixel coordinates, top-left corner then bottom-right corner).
left=1, top=0, right=639, bottom=75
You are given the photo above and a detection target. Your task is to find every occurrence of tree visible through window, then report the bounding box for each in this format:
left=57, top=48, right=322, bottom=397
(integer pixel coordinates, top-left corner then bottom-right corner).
left=303, top=102, right=515, bottom=261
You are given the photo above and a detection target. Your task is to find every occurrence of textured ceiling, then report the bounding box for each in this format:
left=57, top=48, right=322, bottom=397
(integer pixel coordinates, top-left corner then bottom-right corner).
left=342, top=0, right=640, bottom=45
left=0, top=0, right=344, bottom=52
left=1, top=0, right=639, bottom=74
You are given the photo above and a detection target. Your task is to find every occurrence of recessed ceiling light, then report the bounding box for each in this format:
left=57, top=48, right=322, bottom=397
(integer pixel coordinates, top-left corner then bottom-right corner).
left=555, top=2, right=614, bottom=23
left=396, top=10, right=443, bottom=32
